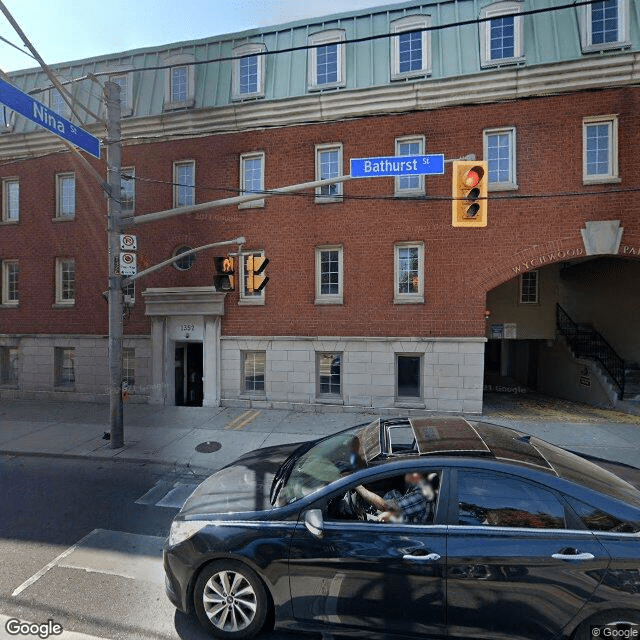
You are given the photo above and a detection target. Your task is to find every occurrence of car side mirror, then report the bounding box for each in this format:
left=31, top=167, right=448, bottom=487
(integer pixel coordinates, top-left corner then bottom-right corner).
left=304, top=509, right=324, bottom=538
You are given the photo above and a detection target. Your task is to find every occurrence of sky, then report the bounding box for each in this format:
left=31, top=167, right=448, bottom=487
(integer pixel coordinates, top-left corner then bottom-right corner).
left=1, top=0, right=385, bottom=72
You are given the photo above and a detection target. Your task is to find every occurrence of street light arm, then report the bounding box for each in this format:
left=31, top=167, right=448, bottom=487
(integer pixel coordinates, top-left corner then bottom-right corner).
left=120, top=237, right=246, bottom=287
left=125, top=175, right=353, bottom=226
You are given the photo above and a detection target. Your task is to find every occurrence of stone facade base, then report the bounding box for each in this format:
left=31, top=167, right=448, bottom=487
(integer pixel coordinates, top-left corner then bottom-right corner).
left=221, top=336, right=485, bottom=415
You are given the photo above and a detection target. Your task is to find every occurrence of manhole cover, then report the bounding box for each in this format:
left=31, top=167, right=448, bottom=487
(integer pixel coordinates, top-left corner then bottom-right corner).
left=195, top=441, right=222, bottom=453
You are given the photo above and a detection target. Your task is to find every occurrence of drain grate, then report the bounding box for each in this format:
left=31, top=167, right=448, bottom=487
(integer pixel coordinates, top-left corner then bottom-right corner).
left=195, top=441, right=222, bottom=453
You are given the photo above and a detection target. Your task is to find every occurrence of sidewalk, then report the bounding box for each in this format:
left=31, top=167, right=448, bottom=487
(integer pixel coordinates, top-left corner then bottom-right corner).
left=0, top=395, right=638, bottom=470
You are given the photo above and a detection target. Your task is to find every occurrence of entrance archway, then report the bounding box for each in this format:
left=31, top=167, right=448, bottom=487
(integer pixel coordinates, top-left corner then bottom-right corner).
left=484, top=255, right=640, bottom=408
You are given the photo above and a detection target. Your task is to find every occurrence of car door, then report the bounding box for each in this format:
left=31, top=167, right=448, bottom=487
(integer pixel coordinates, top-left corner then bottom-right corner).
left=288, top=468, right=447, bottom=638
left=446, top=468, right=611, bottom=640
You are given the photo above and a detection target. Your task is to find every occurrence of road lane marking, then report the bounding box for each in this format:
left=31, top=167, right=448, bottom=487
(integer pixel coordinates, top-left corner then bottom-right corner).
left=224, top=409, right=261, bottom=430
left=11, top=529, right=165, bottom=598
left=12, top=529, right=99, bottom=597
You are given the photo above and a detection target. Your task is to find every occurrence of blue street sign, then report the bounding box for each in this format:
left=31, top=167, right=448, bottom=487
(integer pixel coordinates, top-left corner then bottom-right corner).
left=0, top=78, right=101, bottom=158
left=351, top=154, right=445, bottom=178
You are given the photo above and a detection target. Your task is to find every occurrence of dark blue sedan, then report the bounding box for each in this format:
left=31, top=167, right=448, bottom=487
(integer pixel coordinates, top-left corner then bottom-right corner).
left=164, top=417, right=640, bottom=640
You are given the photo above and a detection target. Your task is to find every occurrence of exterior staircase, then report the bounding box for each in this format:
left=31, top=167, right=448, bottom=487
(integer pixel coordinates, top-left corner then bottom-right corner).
left=556, top=304, right=627, bottom=400
left=623, top=363, right=640, bottom=401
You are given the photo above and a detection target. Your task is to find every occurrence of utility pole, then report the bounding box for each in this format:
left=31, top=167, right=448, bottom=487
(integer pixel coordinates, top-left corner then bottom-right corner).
left=104, top=81, right=124, bottom=448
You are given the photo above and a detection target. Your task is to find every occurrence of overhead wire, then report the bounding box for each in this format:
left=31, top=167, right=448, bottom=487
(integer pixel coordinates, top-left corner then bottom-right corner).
left=124, top=171, right=640, bottom=205
left=9, top=0, right=606, bottom=93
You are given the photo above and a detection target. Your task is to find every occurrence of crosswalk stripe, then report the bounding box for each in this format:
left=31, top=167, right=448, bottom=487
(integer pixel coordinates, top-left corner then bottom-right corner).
left=12, top=529, right=99, bottom=597
left=11, top=529, right=165, bottom=600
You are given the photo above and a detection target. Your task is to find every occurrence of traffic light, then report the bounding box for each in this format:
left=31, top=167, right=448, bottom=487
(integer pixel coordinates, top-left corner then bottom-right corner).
left=452, top=160, right=488, bottom=227
left=214, top=256, right=235, bottom=291
left=246, top=255, right=269, bottom=293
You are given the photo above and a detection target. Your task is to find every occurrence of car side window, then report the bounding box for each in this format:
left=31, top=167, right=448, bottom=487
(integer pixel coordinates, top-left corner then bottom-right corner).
left=457, top=470, right=566, bottom=529
left=565, top=496, right=640, bottom=534
left=326, top=470, right=440, bottom=525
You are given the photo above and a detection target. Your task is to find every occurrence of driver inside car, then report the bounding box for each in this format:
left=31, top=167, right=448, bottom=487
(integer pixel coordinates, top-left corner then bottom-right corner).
left=355, top=472, right=439, bottom=524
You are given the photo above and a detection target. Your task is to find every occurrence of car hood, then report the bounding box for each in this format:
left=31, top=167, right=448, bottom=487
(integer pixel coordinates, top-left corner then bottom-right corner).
left=179, top=441, right=306, bottom=518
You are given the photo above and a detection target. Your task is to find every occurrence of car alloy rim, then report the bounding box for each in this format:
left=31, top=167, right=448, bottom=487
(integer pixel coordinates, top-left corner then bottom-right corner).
left=203, top=570, right=257, bottom=632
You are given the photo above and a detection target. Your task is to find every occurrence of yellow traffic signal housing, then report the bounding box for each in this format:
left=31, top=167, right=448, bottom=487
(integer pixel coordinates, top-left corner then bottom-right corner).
left=246, top=255, right=269, bottom=293
left=452, top=160, right=488, bottom=228
left=214, top=256, right=235, bottom=291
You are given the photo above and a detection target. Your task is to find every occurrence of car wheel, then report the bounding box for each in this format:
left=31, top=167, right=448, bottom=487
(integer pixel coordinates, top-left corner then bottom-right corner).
left=573, top=610, right=640, bottom=640
left=194, top=560, right=269, bottom=640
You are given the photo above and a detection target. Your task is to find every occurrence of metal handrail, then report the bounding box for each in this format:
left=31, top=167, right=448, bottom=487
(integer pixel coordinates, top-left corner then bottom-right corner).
left=556, top=304, right=626, bottom=398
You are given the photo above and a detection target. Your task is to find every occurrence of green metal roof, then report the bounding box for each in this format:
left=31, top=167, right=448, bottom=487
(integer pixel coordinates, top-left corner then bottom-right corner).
left=3, top=0, right=639, bottom=134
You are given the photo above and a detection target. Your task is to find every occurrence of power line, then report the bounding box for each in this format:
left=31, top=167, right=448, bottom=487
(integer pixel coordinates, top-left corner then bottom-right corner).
left=0, top=33, right=35, bottom=60
left=47, top=0, right=602, bottom=83
left=125, top=170, right=640, bottom=204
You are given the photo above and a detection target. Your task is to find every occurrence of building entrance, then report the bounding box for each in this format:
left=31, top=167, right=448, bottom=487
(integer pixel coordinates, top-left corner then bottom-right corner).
left=175, top=342, right=203, bottom=406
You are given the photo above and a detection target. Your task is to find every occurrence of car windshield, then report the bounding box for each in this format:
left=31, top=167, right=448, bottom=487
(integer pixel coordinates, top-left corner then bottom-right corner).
left=274, top=420, right=381, bottom=506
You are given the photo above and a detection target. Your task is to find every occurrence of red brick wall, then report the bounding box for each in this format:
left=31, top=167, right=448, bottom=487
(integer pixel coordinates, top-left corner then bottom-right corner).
left=2, top=87, right=639, bottom=339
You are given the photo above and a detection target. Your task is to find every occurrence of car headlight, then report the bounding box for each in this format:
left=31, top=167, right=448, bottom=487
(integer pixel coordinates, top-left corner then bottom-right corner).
left=168, top=519, right=209, bottom=547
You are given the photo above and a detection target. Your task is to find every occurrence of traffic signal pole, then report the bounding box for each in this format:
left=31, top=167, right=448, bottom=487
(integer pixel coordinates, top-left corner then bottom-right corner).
left=105, top=81, right=124, bottom=448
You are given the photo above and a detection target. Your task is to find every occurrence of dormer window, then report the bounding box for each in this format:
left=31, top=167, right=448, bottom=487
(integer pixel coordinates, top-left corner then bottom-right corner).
left=580, top=0, right=630, bottom=52
left=163, top=54, right=196, bottom=110
left=390, top=15, right=432, bottom=80
left=232, top=43, right=267, bottom=100
left=108, top=71, right=133, bottom=116
left=479, top=1, right=525, bottom=67
left=308, top=30, right=346, bottom=91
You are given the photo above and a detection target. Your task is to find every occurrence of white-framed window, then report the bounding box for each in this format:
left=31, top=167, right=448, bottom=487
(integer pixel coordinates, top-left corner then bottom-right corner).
left=55, top=258, right=75, bottom=305
left=315, top=143, right=343, bottom=203
left=479, top=1, right=525, bottom=67
left=583, top=115, right=619, bottom=183
left=122, top=347, right=135, bottom=386
left=580, top=0, right=630, bottom=51
left=396, top=353, right=422, bottom=399
left=48, top=88, right=71, bottom=119
left=391, top=15, right=432, bottom=80
left=163, top=54, right=196, bottom=110
left=395, top=136, right=425, bottom=196
left=0, top=346, right=18, bottom=386
left=239, top=151, right=265, bottom=208
left=484, top=127, right=517, bottom=190
left=2, top=178, right=19, bottom=222
left=1, top=260, right=19, bottom=306
left=173, top=160, right=195, bottom=207
left=315, top=245, right=343, bottom=305
left=317, top=352, right=342, bottom=398
left=121, top=167, right=136, bottom=212
left=308, top=30, right=346, bottom=91
left=232, top=43, right=267, bottom=100
left=108, top=72, right=133, bottom=116
left=54, top=347, right=75, bottom=388
left=519, top=270, right=539, bottom=304
left=240, top=250, right=266, bottom=305
left=171, top=67, right=188, bottom=102
left=242, top=351, right=266, bottom=394
left=56, top=173, right=75, bottom=219
left=394, top=242, right=424, bottom=304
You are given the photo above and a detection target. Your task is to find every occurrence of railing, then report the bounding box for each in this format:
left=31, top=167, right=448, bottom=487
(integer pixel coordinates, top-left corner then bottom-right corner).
left=556, top=304, right=626, bottom=398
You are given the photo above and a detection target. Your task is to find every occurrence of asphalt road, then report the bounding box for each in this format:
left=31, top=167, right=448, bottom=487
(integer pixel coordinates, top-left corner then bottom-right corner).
left=1, top=426, right=638, bottom=640
left=0, top=455, right=306, bottom=640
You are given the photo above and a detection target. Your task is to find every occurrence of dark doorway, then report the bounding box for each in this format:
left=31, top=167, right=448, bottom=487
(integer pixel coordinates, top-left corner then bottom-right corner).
left=175, top=342, right=203, bottom=406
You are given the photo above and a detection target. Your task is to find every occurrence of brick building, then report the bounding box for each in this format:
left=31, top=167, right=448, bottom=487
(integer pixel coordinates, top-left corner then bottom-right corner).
left=1, top=0, right=639, bottom=413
